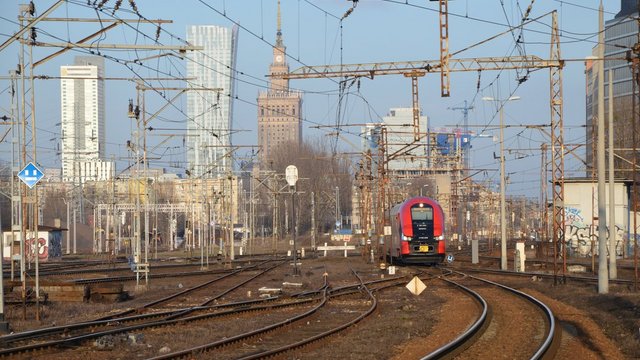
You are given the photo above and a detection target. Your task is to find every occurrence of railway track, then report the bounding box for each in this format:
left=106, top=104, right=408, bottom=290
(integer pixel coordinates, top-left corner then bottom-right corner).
left=149, top=268, right=380, bottom=360
left=422, top=269, right=559, bottom=359
left=0, top=262, right=413, bottom=359
left=0, top=260, right=283, bottom=357
left=453, top=265, right=637, bottom=287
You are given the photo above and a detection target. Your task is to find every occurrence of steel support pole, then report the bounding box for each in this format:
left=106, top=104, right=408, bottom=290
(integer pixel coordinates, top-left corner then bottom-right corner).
left=608, top=71, right=617, bottom=279
left=311, top=192, right=316, bottom=252
left=499, top=107, right=507, bottom=270
left=229, top=176, right=235, bottom=261
left=597, top=2, right=609, bottom=294
left=291, top=186, right=298, bottom=276
left=66, top=199, right=70, bottom=254
left=73, top=208, right=77, bottom=254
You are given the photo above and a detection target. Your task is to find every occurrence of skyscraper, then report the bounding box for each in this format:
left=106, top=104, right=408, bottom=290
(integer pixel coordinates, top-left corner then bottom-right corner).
left=186, top=25, right=239, bottom=178
left=60, top=56, right=112, bottom=183
left=257, top=1, right=302, bottom=167
left=586, top=0, right=639, bottom=177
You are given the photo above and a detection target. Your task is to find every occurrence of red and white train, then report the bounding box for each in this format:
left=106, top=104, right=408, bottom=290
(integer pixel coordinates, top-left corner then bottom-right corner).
left=388, top=196, right=446, bottom=265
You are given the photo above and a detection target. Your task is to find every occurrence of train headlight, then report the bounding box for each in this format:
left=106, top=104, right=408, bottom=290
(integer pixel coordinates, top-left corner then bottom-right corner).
left=438, top=235, right=444, bottom=240
left=402, top=235, right=411, bottom=241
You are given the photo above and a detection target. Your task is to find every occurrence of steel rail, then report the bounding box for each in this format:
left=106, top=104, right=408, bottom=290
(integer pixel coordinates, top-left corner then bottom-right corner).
left=0, top=266, right=398, bottom=349
left=148, top=273, right=331, bottom=360
left=0, top=266, right=409, bottom=357
left=237, top=268, right=378, bottom=360
left=439, top=270, right=558, bottom=360
left=0, top=296, right=314, bottom=357
left=420, top=271, right=488, bottom=359
left=95, top=260, right=278, bottom=321
left=0, top=262, right=286, bottom=356
left=453, top=265, right=636, bottom=286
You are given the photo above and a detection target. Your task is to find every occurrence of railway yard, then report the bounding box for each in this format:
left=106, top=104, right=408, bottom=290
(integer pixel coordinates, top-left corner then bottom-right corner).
left=0, top=247, right=638, bottom=360
left=4, top=2, right=640, bottom=358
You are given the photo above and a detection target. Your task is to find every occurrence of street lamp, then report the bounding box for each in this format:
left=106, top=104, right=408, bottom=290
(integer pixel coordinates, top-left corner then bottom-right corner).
left=285, top=165, right=299, bottom=276
left=482, top=95, right=520, bottom=270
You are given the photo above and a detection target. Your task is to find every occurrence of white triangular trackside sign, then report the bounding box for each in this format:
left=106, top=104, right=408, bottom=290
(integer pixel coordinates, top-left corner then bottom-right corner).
left=406, top=276, right=426, bottom=296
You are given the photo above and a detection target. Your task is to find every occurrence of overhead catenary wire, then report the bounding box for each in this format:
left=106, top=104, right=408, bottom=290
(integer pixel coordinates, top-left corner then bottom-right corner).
left=0, top=1, right=593, bottom=189
left=14, top=1, right=352, bottom=169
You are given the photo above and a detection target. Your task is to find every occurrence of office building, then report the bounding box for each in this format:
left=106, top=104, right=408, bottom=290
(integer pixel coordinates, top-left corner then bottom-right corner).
left=60, top=56, right=113, bottom=183
left=586, top=0, right=639, bottom=177
left=257, top=1, right=302, bottom=167
left=186, top=24, right=239, bottom=177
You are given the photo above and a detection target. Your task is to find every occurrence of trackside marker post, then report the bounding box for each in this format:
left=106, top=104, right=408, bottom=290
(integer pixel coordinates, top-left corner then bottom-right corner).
left=406, top=276, right=426, bottom=296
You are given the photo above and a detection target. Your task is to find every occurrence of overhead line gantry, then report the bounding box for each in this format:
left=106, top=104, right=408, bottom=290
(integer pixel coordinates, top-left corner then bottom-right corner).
left=273, top=11, right=567, bottom=267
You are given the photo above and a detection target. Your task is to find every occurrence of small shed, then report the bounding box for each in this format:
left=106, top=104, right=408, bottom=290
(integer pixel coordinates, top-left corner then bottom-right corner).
left=562, top=178, right=633, bottom=257
left=2, top=225, right=66, bottom=262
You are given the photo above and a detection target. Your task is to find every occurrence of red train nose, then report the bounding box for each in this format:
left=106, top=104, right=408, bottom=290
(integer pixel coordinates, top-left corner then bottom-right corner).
left=437, top=240, right=446, bottom=254
left=401, top=241, right=410, bottom=255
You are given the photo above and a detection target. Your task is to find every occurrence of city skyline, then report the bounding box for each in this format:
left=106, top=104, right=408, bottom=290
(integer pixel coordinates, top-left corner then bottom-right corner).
left=0, top=0, right=629, bottom=198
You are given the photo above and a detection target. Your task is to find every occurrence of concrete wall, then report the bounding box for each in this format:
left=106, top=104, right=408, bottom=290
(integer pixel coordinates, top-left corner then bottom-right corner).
left=563, top=181, right=629, bottom=257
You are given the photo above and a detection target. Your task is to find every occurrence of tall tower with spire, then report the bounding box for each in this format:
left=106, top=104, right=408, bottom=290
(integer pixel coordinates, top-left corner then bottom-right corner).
left=257, top=0, right=303, bottom=167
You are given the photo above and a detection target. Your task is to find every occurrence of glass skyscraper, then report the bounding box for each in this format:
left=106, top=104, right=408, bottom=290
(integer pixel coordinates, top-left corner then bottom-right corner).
left=186, top=25, right=239, bottom=177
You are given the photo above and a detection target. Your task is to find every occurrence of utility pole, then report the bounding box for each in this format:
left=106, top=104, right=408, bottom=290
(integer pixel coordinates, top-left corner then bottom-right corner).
left=335, top=186, right=340, bottom=231
left=608, top=70, right=617, bottom=279
left=449, top=100, right=474, bottom=244
left=597, top=2, right=609, bottom=294
left=629, top=0, right=640, bottom=291
left=311, top=191, right=316, bottom=253
left=29, top=14, right=41, bottom=320
left=483, top=96, right=520, bottom=271
left=540, top=143, right=548, bottom=258
left=549, top=10, right=567, bottom=285
left=18, top=6, right=28, bottom=321
left=229, top=174, right=235, bottom=261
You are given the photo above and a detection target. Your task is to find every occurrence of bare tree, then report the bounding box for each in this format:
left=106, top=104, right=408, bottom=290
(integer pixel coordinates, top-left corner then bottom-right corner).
left=269, top=138, right=352, bottom=236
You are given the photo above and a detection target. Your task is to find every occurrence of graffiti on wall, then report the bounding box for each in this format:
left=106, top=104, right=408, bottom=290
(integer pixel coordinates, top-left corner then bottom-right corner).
left=564, top=206, right=624, bottom=257
left=25, top=237, right=48, bottom=261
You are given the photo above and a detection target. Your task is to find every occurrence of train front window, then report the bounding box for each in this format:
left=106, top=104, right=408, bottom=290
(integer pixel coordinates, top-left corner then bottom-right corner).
left=411, top=207, right=433, bottom=221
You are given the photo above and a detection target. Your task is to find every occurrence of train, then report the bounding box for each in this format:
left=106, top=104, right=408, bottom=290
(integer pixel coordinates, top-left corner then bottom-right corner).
left=388, top=196, right=446, bottom=265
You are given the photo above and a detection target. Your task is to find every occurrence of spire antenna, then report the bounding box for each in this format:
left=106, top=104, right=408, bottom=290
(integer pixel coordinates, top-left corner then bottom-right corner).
left=276, top=0, right=283, bottom=46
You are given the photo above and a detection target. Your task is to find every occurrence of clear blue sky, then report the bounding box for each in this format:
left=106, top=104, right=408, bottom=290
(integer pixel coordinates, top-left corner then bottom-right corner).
left=0, top=0, right=624, bottom=198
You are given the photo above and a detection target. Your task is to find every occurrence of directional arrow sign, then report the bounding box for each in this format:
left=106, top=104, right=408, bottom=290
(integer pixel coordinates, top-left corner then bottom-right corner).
left=406, top=276, right=426, bottom=296
left=17, top=162, right=44, bottom=189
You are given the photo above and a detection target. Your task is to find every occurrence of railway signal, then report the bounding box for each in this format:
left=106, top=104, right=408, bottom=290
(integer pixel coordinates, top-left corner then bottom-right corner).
left=286, top=165, right=299, bottom=276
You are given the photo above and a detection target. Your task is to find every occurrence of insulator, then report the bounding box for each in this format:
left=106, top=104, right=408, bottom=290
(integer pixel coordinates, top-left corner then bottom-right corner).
left=113, top=0, right=123, bottom=13
left=128, top=0, right=138, bottom=13
left=30, top=27, right=37, bottom=42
